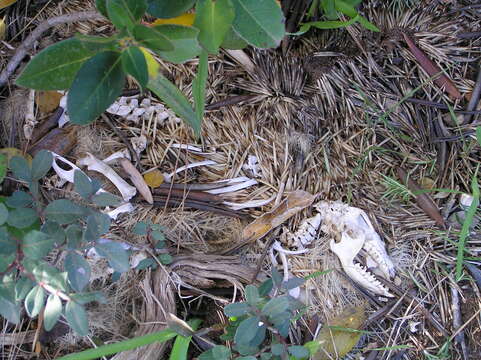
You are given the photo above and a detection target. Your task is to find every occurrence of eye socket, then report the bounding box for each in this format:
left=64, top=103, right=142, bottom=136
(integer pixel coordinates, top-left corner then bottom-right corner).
left=54, top=158, right=73, bottom=171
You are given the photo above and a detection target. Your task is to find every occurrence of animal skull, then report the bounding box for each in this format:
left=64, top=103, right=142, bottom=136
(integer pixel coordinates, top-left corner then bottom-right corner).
left=315, top=201, right=395, bottom=297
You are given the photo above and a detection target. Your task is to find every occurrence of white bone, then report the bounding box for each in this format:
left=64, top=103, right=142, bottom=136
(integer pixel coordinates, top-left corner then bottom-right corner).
left=78, top=152, right=136, bottom=201
left=223, top=195, right=275, bottom=210
left=102, top=149, right=131, bottom=164
left=163, top=160, right=218, bottom=183
left=206, top=179, right=258, bottom=194
left=284, top=213, right=321, bottom=249
left=105, top=202, right=134, bottom=220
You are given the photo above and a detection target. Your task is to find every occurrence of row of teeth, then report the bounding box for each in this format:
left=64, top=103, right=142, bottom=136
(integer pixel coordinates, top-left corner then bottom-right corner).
left=352, top=262, right=393, bottom=297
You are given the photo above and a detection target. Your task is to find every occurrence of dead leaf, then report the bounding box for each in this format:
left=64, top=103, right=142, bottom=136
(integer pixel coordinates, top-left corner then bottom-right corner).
left=242, top=190, right=316, bottom=242
left=0, top=0, right=17, bottom=10
left=120, top=158, right=153, bottom=204
left=143, top=169, right=164, bottom=188
left=151, top=13, right=195, bottom=27
left=28, top=127, right=77, bottom=157
left=397, top=167, right=446, bottom=228
left=312, top=304, right=367, bottom=360
left=402, top=33, right=462, bottom=100
left=0, top=17, right=6, bottom=41
left=35, top=91, right=63, bottom=113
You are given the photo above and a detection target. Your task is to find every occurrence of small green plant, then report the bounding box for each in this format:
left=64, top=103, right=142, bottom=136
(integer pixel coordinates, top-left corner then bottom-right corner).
left=300, top=0, right=379, bottom=32
left=132, top=220, right=172, bottom=269
left=381, top=173, right=414, bottom=202
left=15, top=0, right=286, bottom=135
left=0, top=151, right=166, bottom=336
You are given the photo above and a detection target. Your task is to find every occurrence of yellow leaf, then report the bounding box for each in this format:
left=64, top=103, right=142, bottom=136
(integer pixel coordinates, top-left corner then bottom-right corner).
left=143, top=169, right=164, bottom=188
left=151, top=13, right=195, bottom=27
left=0, top=0, right=17, bottom=10
left=139, top=47, right=160, bottom=78
left=35, top=91, right=63, bottom=113
left=312, top=305, right=367, bottom=360
left=0, top=17, right=5, bottom=41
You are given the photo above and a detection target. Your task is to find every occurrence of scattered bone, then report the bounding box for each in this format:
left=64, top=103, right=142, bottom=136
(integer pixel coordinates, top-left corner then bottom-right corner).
left=242, top=155, right=262, bottom=178
left=105, top=202, right=135, bottom=220
left=119, top=158, right=153, bottom=204
left=106, top=96, right=181, bottom=124
left=23, top=89, right=36, bottom=140
left=281, top=213, right=321, bottom=249
left=223, top=194, right=275, bottom=211
left=78, top=152, right=136, bottom=201
left=163, top=160, right=218, bottom=183
left=315, top=201, right=395, bottom=297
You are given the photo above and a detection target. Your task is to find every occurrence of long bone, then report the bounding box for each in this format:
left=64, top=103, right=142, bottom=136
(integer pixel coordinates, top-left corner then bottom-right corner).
left=315, top=201, right=395, bottom=297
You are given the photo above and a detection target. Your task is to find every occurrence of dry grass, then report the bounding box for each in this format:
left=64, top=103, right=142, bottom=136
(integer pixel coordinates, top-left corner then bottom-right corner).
left=1, top=0, right=481, bottom=359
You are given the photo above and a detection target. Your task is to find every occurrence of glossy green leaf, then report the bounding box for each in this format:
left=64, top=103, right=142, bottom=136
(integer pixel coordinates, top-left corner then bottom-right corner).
left=16, top=38, right=94, bottom=90
left=15, top=277, right=35, bottom=301
left=334, top=0, right=357, bottom=17
left=194, top=0, right=234, bottom=54
left=320, top=0, right=337, bottom=20
left=0, top=204, right=8, bottom=226
left=65, top=251, right=91, bottom=292
left=95, top=241, right=130, bottom=273
left=121, top=46, right=148, bottom=88
left=231, top=0, right=285, bottom=48
left=192, top=50, right=208, bottom=123
left=133, top=24, right=174, bottom=52
left=0, top=227, right=16, bottom=254
left=31, top=150, right=53, bottom=180
left=147, top=0, right=195, bottom=18
left=74, top=170, right=94, bottom=200
left=66, top=224, right=83, bottom=249
left=7, top=207, right=38, bottom=229
left=26, top=262, right=69, bottom=292
left=6, top=191, right=33, bottom=208
left=23, top=230, right=55, bottom=260
left=25, top=285, right=45, bottom=318
left=299, top=16, right=358, bottom=32
left=221, top=26, right=248, bottom=49
left=76, top=34, right=119, bottom=53
left=0, top=154, right=6, bottom=184
left=65, top=301, right=89, bottom=336
left=91, top=192, right=122, bottom=207
left=9, top=156, right=31, bottom=182
left=234, top=316, right=261, bottom=346
left=0, top=285, right=20, bottom=324
left=44, top=294, right=62, bottom=331
left=154, top=25, right=201, bottom=63
left=357, top=15, right=379, bottom=32
left=109, top=0, right=146, bottom=24
left=45, top=199, right=87, bottom=224
left=107, top=0, right=135, bottom=29
left=147, top=71, right=200, bottom=135
left=67, top=51, right=126, bottom=125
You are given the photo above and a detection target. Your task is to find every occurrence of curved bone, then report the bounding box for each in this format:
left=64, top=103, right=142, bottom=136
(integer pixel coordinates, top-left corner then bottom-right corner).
left=286, top=213, right=321, bottom=249
left=78, top=153, right=136, bottom=201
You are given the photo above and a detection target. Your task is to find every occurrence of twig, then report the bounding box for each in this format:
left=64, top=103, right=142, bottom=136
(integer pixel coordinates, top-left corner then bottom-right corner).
left=250, top=232, right=277, bottom=284
left=101, top=114, right=142, bottom=170
left=462, top=61, right=481, bottom=124
left=0, top=11, right=102, bottom=88
left=450, top=285, right=469, bottom=360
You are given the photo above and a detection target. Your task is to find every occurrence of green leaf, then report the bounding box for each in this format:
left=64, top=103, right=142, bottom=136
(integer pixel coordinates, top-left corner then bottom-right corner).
left=234, top=316, right=261, bottom=346
left=7, top=207, right=38, bottom=229
left=283, top=277, right=305, bottom=290
left=133, top=221, right=148, bottom=235
left=133, top=24, right=174, bottom=52
left=23, top=230, right=55, bottom=260
left=16, top=38, right=94, bottom=90
left=245, top=285, right=261, bottom=305
left=0, top=254, right=15, bottom=272
left=96, top=0, right=108, bottom=17
left=26, top=262, right=69, bottom=292
left=147, top=0, right=195, bottom=18
left=194, top=0, right=235, bottom=54
left=66, top=224, right=83, bottom=249
left=221, top=26, right=248, bottom=49
left=70, top=291, right=107, bottom=305
left=192, top=50, right=208, bottom=124
left=9, top=156, right=31, bottom=182
left=271, top=343, right=284, bottom=356
left=169, top=319, right=201, bottom=360
left=65, top=251, right=91, bottom=292
left=44, top=294, right=62, bottom=331
left=158, top=253, right=172, bottom=264
left=41, top=220, right=65, bottom=244
left=76, top=34, right=119, bottom=52
left=152, top=230, right=165, bottom=242
left=0, top=285, right=20, bottom=324
left=154, top=25, right=202, bottom=64
left=224, top=301, right=250, bottom=317
left=262, top=296, right=289, bottom=317
left=334, top=0, right=357, bottom=17
left=258, top=278, right=273, bottom=296
left=0, top=153, right=7, bottom=184
left=477, top=127, right=481, bottom=146
left=74, top=170, right=94, bottom=199
left=25, top=285, right=45, bottom=318
left=121, top=46, right=148, bottom=88
left=135, top=258, right=156, bottom=270
left=0, top=204, right=8, bottom=226
left=357, top=15, right=380, bottom=32
left=230, top=0, right=285, bottom=48
left=65, top=301, right=89, bottom=336
left=300, top=17, right=357, bottom=31
left=91, top=192, right=122, bottom=207
left=15, top=277, right=35, bottom=301
left=107, top=0, right=146, bottom=27
left=67, top=51, right=126, bottom=125
left=147, top=71, right=200, bottom=136
left=288, top=345, right=309, bottom=359
left=31, top=150, right=53, bottom=180
left=320, top=0, right=337, bottom=20
left=45, top=199, right=87, bottom=224
left=6, top=191, right=34, bottom=208
left=95, top=241, right=130, bottom=273
left=83, top=213, right=111, bottom=242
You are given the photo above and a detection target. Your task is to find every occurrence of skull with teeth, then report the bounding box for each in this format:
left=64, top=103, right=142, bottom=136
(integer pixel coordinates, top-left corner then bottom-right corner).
left=314, top=201, right=395, bottom=297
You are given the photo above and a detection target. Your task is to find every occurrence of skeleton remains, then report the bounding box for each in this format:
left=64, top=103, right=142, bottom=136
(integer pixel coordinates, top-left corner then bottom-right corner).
left=274, top=200, right=395, bottom=297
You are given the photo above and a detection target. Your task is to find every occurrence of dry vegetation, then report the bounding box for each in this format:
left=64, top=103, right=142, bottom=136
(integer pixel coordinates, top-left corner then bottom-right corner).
left=1, top=0, right=480, bottom=359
